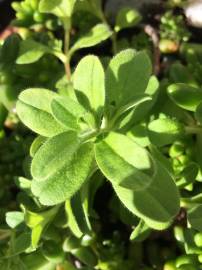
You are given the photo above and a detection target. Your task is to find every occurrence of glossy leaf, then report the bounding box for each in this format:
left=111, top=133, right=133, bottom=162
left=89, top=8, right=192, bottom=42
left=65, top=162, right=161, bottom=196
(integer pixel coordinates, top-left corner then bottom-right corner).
left=31, top=132, right=94, bottom=205
left=148, top=117, right=184, bottom=146
left=95, top=132, right=155, bottom=191
left=115, top=7, right=142, bottom=32
left=167, top=83, right=202, bottom=111
left=16, top=88, right=65, bottom=137
left=113, top=160, right=180, bottom=230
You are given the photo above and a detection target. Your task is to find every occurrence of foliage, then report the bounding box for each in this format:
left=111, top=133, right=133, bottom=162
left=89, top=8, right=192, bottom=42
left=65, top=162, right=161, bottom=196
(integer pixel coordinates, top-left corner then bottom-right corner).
left=1, top=0, right=202, bottom=269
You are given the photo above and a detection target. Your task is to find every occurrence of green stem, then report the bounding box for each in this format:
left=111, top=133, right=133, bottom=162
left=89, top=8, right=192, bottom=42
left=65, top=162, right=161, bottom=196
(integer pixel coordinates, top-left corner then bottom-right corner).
left=185, top=126, right=202, bottom=134
left=63, top=19, right=72, bottom=81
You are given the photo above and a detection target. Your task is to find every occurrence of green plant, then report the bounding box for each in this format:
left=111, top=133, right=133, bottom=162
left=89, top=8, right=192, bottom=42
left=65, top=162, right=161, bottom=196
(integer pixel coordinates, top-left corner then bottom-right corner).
left=2, top=1, right=202, bottom=269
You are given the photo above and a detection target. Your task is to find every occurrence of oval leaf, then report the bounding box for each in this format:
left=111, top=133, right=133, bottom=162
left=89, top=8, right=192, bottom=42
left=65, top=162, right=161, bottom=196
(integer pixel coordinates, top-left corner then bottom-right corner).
left=16, top=88, right=65, bottom=137
left=31, top=132, right=94, bottom=205
left=167, top=83, right=202, bottom=111
left=95, top=132, right=155, bottom=191
left=113, top=160, right=180, bottom=230
left=148, top=117, right=184, bottom=146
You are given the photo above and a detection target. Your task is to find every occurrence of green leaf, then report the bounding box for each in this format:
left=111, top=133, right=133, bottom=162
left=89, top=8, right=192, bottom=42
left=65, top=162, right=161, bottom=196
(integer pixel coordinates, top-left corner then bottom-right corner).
left=39, top=0, right=76, bottom=18
left=30, top=136, right=47, bottom=158
left=176, top=162, right=199, bottom=188
left=130, top=219, right=151, bottom=241
left=95, top=132, right=155, bottom=191
left=148, top=117, right=184, bottom=146
left=105, top=49, right=152, bottom=115
left=115, top=7, right=142, bottom=32
left=0, top=34, right=21, bottom=67
left=16, top=40, right=49, bottom=64
left=31, top=132, right=94, bottom=205
left=73, top=55, right=105, bottom=123
left=51, top=95, right=86, bottom=130
left=6, top=211, right=24, bottom=229
left=69, top=24, right=112, bottom=56
left=195, top=102, right=202, bottom=124
left=113, top=160, right=180, bottom=230
left=16, top=88, right=65, bottom=137
left=188, top=205, right=202, bottom=231
left=24, top=206, right=59, bottom=248
left=167, top=83, right=202, bottom=111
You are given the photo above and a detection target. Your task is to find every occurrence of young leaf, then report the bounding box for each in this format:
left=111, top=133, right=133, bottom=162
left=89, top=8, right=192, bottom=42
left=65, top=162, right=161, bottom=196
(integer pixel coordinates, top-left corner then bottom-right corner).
left=31, top=132, right=94, bottom=205
left=51, top=95, right=86, bottom=130
left=113, top=160, right=180, bottom=230
left=148, top=117, right=184, bottom=146
left=167, top=83, right=202, bottom=111
left=115, top=7, right=142, bottom=32
left=24, top=206, right=59, bottom=248
left=16, top=40, right=49, bottom=64
left=188, top=205, right=202, bottom=231
left=16, top=88, right=65, bottom=137
left=39, top=0, right=76, bottom=18
left=105, top=49, right=152, bottom=114
left=95, top=132, right=155, bottom=191
left=6, top=211, right=24, bottom=229
left=73, top=55, right=105, bottom=124
left=69, top=24, right=112, bottom=56
left=130, top=219, right=151, bottom=242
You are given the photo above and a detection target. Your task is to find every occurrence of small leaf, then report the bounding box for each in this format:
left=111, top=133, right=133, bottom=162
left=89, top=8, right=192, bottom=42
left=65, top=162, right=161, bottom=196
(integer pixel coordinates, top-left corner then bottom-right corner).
left=24, top=206, right=59, bottom=248
left=115, top=7, right=142, bottom=32
left=30, top=136, right=47, bottom=158
left=69, top=24, right=112, bottom=56
left=105, top=49, right=152, bottom=115
left=188, top=205, right=202, bottom=231
left=51, top=95, right=85, bottom=130
left=6, top=211, right=24, bottom=229
left=95, top=132, right=155, bottom=191
left=16, top=88, right=65, bottom=137
left=73, top=55, right=105, bottom=124
left=177, top=162, right=199, bottom=188
left=130, top=220, right=151, bottom=241
left=39, top=0, right=76, bottom=18
left=148, top=117, right=184, bottom=146
left=16, top=40, right=49, bottom=64
left=31, top=132, right=94, bottom=205
left=167, top=83, right=202, bottom=111
left=113, top=160, right=180, bottom=230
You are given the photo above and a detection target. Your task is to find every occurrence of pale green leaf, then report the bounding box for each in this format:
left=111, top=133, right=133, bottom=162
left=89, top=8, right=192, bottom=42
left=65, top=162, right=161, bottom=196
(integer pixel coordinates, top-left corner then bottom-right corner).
left=39, top=0, right=76, bottom=17
left=16, top=88, right=65, bottom=137
left=51, top=95, right=86, bottom=130
left=130, top=219, right=151, bottom=241
left=95, top=132, right=155, bottom=191
left=6, top=211, right=24, bottom=229
left=31, top=132, right=94, bottom=205
left=70, top=24, right=112, bottom=56
left=73, top=55, right=105, bottom=123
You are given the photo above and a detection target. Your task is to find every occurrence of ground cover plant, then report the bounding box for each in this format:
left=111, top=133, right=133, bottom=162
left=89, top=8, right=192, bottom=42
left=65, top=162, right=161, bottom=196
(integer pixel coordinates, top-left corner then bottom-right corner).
left=1, top=0, right=202, bottom=269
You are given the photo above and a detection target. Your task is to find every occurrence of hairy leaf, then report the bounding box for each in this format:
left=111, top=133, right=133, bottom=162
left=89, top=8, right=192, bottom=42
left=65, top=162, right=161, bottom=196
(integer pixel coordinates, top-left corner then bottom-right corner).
left=31, top=132, right=94, bottom=205
left=16, top=88, right=65, bottom=137
left=95, top=132, right=155, bottom=190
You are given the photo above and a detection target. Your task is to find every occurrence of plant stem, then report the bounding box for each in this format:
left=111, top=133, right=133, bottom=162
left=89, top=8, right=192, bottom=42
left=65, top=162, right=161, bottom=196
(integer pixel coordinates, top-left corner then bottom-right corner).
left=185, top=126, right=202, bottom=134
left=63, top=19, right=71, bottom=81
